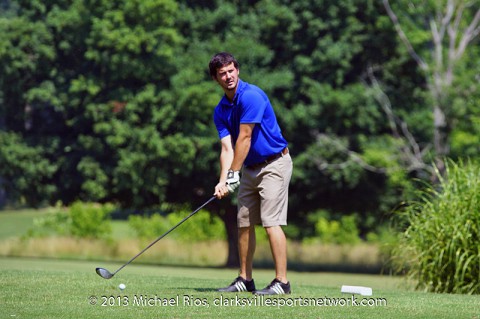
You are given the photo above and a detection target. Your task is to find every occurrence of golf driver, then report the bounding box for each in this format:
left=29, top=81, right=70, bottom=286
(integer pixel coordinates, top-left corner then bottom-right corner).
left=96, top=195, right=216, bottom=279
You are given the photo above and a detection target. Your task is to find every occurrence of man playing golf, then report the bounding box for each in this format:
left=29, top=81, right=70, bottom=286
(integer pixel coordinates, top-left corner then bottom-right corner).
left=210, top=52, right=293, bottom=295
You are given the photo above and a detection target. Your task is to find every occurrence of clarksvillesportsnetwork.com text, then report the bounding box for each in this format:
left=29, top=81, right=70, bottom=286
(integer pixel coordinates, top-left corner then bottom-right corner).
left=96, top=294, right=388, bottom=308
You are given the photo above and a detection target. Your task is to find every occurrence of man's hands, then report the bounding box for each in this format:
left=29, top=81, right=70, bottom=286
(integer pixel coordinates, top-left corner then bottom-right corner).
left=214, top=170, right=240, bottom=199
left=226, top=169, right=240, bottom=192
left=215, top=124, right=251, bottom=199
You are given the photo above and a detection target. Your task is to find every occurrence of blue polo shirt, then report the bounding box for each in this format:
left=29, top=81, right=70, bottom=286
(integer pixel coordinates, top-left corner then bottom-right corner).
left=213, top=79, right=288, bottom=166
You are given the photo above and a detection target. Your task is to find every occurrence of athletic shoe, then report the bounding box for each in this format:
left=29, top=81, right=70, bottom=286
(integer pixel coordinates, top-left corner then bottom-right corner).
left=217, top=276, right=256, bottom=292
left=254, top=278, right=291, bottom=295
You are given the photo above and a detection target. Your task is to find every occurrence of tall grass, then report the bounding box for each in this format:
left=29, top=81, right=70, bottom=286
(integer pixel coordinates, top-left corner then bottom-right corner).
left=393, top=159, right=480, bottom=294
left=1, top=205, right=386, bottom=272
left=0, top=237, right=228, bottom=266
left=0, top=236, right=384, bottom=272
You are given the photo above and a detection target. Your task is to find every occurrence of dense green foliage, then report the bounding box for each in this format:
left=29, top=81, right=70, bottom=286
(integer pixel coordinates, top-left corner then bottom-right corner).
left=0, top=131, right=56, bottom=206
left=25, top=201, right=225, bottom=242
left=129, top=209, right=226, bottom=242
left=393, top=160, right=480, bottom=294
left=0, top=0, right=479, bottom=243
left=303, top=210, right=361, bottom=245
left=27, top=201, right=114, bottom=239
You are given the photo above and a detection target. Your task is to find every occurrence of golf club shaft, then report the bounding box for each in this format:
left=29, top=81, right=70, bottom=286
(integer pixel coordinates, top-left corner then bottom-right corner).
left=112, top=195, right=216, bottom=275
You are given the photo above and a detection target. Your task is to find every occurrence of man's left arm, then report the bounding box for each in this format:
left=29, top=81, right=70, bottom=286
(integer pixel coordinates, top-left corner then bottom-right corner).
left=225, top=123, right=254, bottom=193
left=230, top=123, right=254, bottom=171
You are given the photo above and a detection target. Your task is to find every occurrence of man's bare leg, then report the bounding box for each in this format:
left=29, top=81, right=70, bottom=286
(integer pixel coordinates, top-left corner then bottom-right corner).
left=265, top=225, right=288, bottom=283
left=238, top=225, right=256, bottom=280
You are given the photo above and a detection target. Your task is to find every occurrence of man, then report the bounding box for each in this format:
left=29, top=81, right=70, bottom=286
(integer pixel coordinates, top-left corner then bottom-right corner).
left=209, top=52, right=293, bottom=295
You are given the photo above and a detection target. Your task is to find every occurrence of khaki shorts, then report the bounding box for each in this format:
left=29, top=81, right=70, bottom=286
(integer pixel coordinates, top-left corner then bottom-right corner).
left=237, top=153, right=293, bottom=227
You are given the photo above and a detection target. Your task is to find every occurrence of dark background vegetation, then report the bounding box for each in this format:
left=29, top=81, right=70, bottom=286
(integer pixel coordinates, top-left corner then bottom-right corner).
left=1, top=0, right=479, bottom=266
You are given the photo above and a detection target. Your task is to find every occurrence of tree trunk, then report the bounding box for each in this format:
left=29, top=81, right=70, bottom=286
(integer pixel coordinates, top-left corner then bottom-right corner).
left=222, top=205, right=239, bottom=268
left=433, top=104, right=449, bottom=174
left=0, top=177, right=6, bottom=208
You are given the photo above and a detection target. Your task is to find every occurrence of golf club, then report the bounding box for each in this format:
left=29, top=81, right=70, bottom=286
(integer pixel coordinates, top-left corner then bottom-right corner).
left=95, top=195, right=216, bottom=279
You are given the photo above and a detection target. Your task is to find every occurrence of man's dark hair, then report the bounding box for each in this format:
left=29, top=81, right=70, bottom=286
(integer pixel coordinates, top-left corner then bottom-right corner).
left=209, top=52, right=239, bottom=78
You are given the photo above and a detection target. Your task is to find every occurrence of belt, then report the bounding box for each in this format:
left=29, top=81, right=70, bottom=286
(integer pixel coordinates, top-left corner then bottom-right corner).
left=245, top=147, right=289, bottom=169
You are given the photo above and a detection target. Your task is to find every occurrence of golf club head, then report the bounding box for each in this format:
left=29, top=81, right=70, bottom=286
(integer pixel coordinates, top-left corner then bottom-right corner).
left=96, top=267, right=114, bottom=279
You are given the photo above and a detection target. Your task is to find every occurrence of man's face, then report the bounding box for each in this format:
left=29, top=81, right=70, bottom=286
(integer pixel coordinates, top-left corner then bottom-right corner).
left=214, top=62, right=239, bottom=93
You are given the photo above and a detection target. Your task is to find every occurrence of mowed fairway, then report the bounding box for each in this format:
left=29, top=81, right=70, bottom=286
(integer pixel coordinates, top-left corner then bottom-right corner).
left=1, top=257, right=479, bottom=319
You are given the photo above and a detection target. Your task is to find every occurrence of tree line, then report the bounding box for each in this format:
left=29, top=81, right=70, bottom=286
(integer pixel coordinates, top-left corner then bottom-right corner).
left=1, top=0, right=479, bottom=258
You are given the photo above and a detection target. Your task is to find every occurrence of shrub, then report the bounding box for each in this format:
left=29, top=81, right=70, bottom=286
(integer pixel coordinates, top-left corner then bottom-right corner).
left=68, top=201, right=114, bottom=239
left=26, top=206, right=71, bottom=238
left=129, top=209, right=225, bottom=242
left=128, top=213, right=171, bottom=239
left=27, top=201, right=114, bottom=239
left=306, top=210, right=361, bottom=245
left=393, top=159, right=480, bottom=294
left=315, top=215, right=361, bottom=244
left=166, top=209, right=226, bottom=241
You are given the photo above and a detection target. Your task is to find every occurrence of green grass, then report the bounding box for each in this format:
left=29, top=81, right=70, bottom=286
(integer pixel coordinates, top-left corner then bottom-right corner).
left=0, top=208, right=146, bottom=241
left=1, top=209, right=479, bottom=318
left=0, top=208, right=51, bottom=240
left=1, top=257, right=479, bottom=319
left=393, top=160, right=480, bottom=294
left=111, top=220, right=136, bottom=239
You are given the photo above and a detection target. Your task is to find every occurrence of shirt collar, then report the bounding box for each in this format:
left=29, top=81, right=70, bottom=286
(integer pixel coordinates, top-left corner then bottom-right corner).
left=220, top=79, right=246, bottom=107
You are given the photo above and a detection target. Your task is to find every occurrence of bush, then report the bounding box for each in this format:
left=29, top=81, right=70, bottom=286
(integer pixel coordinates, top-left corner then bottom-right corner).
left=128, top=213, right=171, bottom=240
left=27, top=201, right=114, bottom=239
left=393, top=159, right=480, bottom=294
left=129, top=209, right=225, bottom=242
left=68, top=202, right=114, bottom=239
left=305, top=210, right=361, bottom=245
